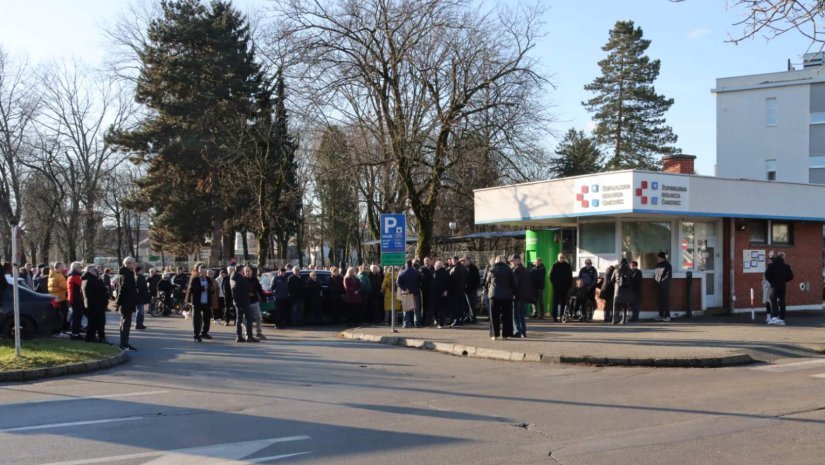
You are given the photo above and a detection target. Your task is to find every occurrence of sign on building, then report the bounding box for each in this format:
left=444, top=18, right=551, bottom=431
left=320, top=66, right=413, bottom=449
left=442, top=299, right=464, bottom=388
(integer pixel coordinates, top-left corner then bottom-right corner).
left=380, top=213, right=406, bottom=266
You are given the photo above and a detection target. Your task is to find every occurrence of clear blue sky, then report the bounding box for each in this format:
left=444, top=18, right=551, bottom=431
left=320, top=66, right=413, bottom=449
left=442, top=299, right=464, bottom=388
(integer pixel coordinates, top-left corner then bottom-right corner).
left=0, top=0, right=813, bottom=175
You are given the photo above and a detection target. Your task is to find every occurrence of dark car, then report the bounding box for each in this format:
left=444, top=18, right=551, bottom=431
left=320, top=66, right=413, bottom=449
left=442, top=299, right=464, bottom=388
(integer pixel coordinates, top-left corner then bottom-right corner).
left=0, top=285, right=62, bottom=339
left=259, top=270, right=332, bottom=325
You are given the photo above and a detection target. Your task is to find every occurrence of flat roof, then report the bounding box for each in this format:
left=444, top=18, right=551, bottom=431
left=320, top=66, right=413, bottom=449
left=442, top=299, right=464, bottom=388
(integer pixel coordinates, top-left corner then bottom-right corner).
left=474, top=170, right=825, bottom=226
left=712, top=67, right=825, bottom=94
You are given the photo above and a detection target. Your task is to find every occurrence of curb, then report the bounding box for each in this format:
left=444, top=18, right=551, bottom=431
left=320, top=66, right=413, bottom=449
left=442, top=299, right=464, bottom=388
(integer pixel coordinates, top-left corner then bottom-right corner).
left=340, top=331, right=756, bottom=368
left=0, top=351, right=129, bottom=383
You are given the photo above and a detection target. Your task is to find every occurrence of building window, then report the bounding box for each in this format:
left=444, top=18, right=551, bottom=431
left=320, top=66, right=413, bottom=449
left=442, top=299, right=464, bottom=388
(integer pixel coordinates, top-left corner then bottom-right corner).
left=771, top=222, right=793, bottom=245
left=765, top=159, right=777, bottom=180
left=766, top=97, right=777, bottom=126
left=622, top=221, right=671, bottom=269
left=748, top=220, right=768, bottom=243
left=580, top=222, right=615, bottom=255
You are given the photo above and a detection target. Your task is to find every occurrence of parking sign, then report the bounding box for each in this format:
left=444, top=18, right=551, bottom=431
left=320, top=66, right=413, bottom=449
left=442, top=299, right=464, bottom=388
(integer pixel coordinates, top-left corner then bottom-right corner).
left=380, top=214, right=406, bottom=266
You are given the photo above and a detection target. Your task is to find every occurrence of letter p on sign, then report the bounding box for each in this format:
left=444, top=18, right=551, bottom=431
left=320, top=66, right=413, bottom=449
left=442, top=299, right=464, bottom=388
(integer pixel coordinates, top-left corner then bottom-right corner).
left=384, top=217, right=397, bottom=232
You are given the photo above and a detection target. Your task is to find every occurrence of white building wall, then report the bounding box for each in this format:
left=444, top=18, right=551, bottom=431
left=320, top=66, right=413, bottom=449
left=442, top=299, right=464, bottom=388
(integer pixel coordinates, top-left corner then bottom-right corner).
left=715, top=83, right=810, bottom=183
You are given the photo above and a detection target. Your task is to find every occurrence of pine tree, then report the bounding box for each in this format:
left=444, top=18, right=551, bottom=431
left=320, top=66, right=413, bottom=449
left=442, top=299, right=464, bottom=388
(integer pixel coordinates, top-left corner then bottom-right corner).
left=108, top=0, right=267, bottom=259
left=550, top=128, right=603, bottom=178
left=269, top=74, right=300, bottom=261
left=583, top=20, right=679, bottom=170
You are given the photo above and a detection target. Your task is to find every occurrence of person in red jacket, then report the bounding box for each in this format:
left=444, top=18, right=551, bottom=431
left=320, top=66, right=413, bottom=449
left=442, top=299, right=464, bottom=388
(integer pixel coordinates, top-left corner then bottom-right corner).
left=66, top=262, right=85, bottom=340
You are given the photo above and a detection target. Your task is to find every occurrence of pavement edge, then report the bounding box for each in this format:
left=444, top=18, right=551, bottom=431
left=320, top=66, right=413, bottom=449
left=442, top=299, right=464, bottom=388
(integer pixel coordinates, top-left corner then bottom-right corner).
left=339, top=330, right=756, bottom=368
left=0, top=351, right=129, bottom=383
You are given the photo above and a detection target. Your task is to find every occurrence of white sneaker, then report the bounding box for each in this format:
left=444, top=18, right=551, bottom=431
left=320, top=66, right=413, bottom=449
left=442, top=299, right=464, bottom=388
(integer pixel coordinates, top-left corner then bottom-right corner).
left=766, top=314, right=771, bottom=324
left=767, top=317, right=777, bottom=325
left=774, top=319, right=785, bottom=326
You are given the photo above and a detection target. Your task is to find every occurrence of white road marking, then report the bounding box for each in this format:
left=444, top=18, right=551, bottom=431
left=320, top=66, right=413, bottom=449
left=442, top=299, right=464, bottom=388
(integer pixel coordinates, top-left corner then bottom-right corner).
left=7, top=390, right=169, bottom=405
left=35, top=435, right=312, bottom=465
left=750, top=359, right=825, bottom=373
left=0, top=416, right=144, bottom=433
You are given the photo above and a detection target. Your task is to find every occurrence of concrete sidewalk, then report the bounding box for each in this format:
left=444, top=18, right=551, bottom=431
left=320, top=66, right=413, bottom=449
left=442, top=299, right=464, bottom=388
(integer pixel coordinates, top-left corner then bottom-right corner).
left=340, top=312, right=825, bottom=367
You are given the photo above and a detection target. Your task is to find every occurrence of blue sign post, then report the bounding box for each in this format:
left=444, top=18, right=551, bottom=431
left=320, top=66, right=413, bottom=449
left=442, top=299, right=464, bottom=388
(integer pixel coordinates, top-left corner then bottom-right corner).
left=380, top=214, right=406, bottom=333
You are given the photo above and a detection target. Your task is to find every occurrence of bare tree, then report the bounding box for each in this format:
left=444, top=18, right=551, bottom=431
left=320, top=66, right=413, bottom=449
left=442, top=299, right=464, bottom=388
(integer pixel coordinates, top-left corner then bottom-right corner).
left=0, top=48, right=40, bottom=259
left=272, top=0, right=552, bottom=258
left=37, top=61, right=135, bottom=262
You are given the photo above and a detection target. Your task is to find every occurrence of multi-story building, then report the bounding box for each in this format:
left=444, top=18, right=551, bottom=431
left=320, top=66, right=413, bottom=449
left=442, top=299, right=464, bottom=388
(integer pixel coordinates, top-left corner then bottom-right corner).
left=713, top=54, right=825, bottom=183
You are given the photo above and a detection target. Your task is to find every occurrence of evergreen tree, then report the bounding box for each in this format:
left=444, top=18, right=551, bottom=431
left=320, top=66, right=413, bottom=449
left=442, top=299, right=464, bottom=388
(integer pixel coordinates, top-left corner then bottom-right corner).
left=268, top=74, right=299, bottom=261
left=550, top=128, right=603, bottom=178
left=108, top=0, right=267, bottom=259
left=583, top=20, right=679, bottom=170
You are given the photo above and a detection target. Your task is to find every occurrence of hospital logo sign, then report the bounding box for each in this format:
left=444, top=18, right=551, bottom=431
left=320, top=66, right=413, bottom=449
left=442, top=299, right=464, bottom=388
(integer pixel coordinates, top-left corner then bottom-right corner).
left=575, top=184, right=600, bottom=208
left=634, top=177, right=689, bottom=210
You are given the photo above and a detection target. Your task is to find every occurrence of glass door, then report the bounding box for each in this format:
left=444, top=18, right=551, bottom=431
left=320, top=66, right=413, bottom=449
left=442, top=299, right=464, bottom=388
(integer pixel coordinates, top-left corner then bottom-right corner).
left=695, top=222, right=720, bottom=307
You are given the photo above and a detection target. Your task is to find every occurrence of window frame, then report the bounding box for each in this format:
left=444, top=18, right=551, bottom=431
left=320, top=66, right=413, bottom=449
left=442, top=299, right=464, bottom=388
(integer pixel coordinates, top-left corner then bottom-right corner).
left=766, top=97, right=778, bottom=126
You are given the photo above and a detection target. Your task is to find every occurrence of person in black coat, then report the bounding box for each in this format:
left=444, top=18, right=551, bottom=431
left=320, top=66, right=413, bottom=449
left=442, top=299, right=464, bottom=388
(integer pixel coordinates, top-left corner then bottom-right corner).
left=116, top=258, right=139, bottom=351
left=369, top=265, right=384, bottom=323
left=187, top=267, right=215, bottom=342
left=765, top=252, right=794, bottom=325
left=529, top=258, right=548, bottom=319
left=419, top=258, right=434, bottom=326
left=600, top=262, right=617, bottom=322
left=229, top=266, right=257, bottom=343
left=465, top=258, right=481, bottom=323
left=306, top=272, right=323, bottom=322
left=448, top=256, right=468, bottom=327
left=431, top=260, right=450, bottom=327
left=629, top=260, right=643, bottom=321
left=135, top=267, right=149, bottom=330
left=611, top=259, right=634, bottom=325
left=654, top=252, right=673, bottom=321
left=288, top=267, right=306, bottom=326
left=81, top=266, right=109, bottom=344
left=511, top=254, right=533, bottom=337
left=549, top=255, right=573, bottom=321
left=484, top=255, right=516, bottom=339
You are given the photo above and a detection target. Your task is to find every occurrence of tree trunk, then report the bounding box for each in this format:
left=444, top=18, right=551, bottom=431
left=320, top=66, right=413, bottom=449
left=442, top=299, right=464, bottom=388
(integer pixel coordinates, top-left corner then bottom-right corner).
left=82, top=206, right=97, bottom=263
left=241, top=231, right=249, bottom=262
left=414, top=207, right=435, bottom=261
left=258, top=224, right=271, bottom=267
left=222, top=229, right=234, bottom=264
left=209, top=218, right=222, bottom=267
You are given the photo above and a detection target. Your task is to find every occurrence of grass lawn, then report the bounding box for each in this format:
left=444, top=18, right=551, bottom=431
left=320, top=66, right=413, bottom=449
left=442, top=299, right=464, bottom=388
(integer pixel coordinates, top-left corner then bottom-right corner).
left=0, top=338, right=121, bottom=372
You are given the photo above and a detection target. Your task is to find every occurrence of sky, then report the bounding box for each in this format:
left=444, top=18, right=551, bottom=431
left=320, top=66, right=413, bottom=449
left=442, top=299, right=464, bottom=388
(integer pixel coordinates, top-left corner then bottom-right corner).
left=0, top=0, right=815, bottom=176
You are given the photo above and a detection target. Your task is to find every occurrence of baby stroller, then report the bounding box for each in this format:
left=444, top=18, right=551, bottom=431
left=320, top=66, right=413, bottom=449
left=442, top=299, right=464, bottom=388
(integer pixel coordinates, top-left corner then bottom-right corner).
left=561, top=285, right=595, bottom=323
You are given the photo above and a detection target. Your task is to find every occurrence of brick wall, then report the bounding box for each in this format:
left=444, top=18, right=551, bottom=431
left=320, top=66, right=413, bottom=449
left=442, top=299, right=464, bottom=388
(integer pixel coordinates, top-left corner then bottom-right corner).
left=596, top=277, right=702, bottom=311
left=723, top=220, right=822, bottom=309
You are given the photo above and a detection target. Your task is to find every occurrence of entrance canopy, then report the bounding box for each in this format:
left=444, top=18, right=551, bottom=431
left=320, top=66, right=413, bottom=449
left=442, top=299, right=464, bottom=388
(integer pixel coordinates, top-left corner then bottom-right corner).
left=474, top=170, right=825, bottom=227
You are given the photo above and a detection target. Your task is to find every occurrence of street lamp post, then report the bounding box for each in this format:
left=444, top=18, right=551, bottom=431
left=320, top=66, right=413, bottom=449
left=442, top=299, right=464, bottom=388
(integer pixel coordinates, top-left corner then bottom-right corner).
left=448, top=221, right=457, bottom=236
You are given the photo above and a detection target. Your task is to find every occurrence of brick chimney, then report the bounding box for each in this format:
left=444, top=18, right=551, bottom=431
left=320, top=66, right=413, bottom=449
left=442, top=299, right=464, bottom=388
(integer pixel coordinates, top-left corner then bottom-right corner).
left=662, top=154, right=696, bottom=175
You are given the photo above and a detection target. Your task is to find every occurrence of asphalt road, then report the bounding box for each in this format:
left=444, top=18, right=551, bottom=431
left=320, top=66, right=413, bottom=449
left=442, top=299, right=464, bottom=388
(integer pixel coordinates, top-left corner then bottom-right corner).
left=1, top=315, right=824, bottom=465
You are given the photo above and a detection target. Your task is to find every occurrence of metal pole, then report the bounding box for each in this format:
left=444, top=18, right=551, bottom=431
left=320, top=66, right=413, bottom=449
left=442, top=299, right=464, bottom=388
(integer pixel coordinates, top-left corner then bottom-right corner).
left=12, top=225, right=21, bottom=357
left=390, top=267, right=397, bottom=333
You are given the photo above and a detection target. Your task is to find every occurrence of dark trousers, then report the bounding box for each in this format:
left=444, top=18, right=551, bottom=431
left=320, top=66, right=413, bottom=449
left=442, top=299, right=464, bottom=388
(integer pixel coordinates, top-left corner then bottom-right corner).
left=769, top=288, right=786, bottom=319
left=119, top=305, right=134, bottom=348
left=60, top=301, right=70, bottom=331
left=612, top=303, right=628, bottom=323
left=346, top=302, right=361, bottom=326
left=422, top=288, right=432, bottom=326
left=85, top=308, right=105, bottom=342
left=490, top=299, right=514, bottom=338
left=552, top=287, right=567, bottom=320
left=291, top=299, right=305, bottom=326
left=451, top=293, right=466, bottom=323
left=603, top=295, right=614, bottom=321
left=193, top=303, right=212, bottom=336
left=432, top=295, right=447, bottom=326
left=656, top=283, right=671, bottom=318
left=235, top=303, right=254, bottom=337
left=70, top=303, right=85, bottom=335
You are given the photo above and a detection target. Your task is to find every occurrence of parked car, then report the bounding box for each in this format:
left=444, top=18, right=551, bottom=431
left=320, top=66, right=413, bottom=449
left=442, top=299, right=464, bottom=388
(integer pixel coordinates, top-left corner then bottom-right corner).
left=0, top=285, right=62, bottom=339
left=4, top=275, right=31, bottom=290
left=258, top=270, right=332, bottom=325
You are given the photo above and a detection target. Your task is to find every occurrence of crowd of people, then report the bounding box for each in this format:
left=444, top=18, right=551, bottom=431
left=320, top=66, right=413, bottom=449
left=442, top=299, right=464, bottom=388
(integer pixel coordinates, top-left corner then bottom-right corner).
left=0, top=248, right=798, bottom=349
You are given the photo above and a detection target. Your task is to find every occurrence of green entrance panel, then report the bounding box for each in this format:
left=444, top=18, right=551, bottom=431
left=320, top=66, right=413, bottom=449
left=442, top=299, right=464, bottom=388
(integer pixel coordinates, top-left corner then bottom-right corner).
left=525, top=230, right=560, bottom=315
left=381, top=252, right=406, bottom=266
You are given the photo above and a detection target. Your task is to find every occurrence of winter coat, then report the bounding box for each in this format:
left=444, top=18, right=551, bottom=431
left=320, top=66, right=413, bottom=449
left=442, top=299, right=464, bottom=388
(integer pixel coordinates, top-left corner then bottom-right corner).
left=329, top=275, right=345, bottom=301
left=81, top=271, right=109, bottom=312
left=116, top=267, right=139, bottom=309
left=369, top=272, right=383, bottom=301
left=148, top=274, right=161, bottom=297
left=654, top=260, right=672, bottom=286
left=344, top=276, right=361, bottom=304
left=549, top=261, right=572, bottom=292
left=249, top=278, right=264, bottom=304
left=306, top=278, right=322, bottom=312
left=512, top=263, right=534, bottom=302
left=765, top=257, right=794, bottom=293
left=531, top=264, right=548, bottom=291
left=357, top=271, right=372, bottom=297
left=381, top=273, right=401, bottom=311
left=485, top=262, right=516, bottom=301
left=48, top=269, right=68, bottom=302
left=578, top=266, right=597, bottom=288
left=397, top=267, right=421, bottom=294
left=33, top=274, right=48, bottom=294
left=420, top=266, right=434, bottom=293
left=187, top=275, right=215, bottom=307
left=467, top=264, right=481, bottom=292
left=272, top=275, right=289, bottom=300
left=449, top=262, right=468, bottom=295
left=288, top=274, right=305, bottom=300
left=629, top=268, right=643, bottom=305
left=599, top=265, right=615, bottom=300
left=230, top=272, right=250, bottom=308
left=136, top=274, right=150, bottom=305
left=67, top=270, right=84, bottom=309
left=612, top=264, right=634, bottom=305
left=431, top=267, right=451, bottom=308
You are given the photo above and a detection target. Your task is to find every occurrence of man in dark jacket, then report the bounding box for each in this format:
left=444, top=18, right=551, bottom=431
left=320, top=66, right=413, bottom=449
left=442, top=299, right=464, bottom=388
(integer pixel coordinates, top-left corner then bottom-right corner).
left=81, top=265, right=109, bottom=344
left=654, top=252, right=672, bottom=321
left=187, top=266, right=214, bottom=342
left=288, top=266, right=306, bottom=326
left=600, top=262, right=617, bottom=322
left=529, top=258, right=547, bottom=319
left=116, top=257, right=139, bottom=351
left=147, top=268, right=161, bottom=298
left=765, top=252, right=794, bottom=325
left=485, top=255, right=516, bottom=339
left=419, top=258, right=434, bottom=326
left=448, top=256, right=468, bottom=327
left=272, top=268, right=290, bottom=328
left=431, top=260, right=450, bottom=327
left=549, top=254, right=573, bottom=322
left=230, top=266, right=258, bottom=343
left=397, top=260, right=422, bottom=328
left=465, top=257, right=481, bottom=323
left=33, top=267, right=49, bottom=294
left=134, top=267, right=149, bottom=330
left=511, top=254, right=533, bottom=337
left=629, top=260, right=643, bottom=321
